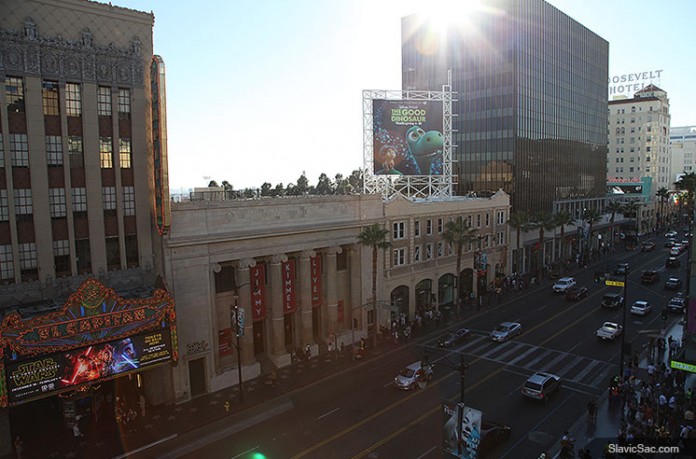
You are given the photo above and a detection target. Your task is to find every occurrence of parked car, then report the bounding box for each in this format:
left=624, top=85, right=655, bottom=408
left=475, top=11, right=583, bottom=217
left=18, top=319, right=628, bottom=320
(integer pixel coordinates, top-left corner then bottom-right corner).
left=665, top=277, right=683, bottom=291
left=640, top=241, right=656, bottom=252
left=630, top=300, right=652, bottom=316
left=565, top=286, right=589, bottom=301
left=437, top=328, right=471, bottom=348
left=552, top=277, right=576, bottom=293
left=665, top=230, right=678, bottom=238
left=666, top=257, right=681, bottom=268
left=640, top=270, right=659, bottom=285
left=601, top=292, right=624, bottom=309
left=490, top=322, right=522, bottom=342
left=394, top=361, right=433, bottom=390
left=668, top=295, right=686, bottom=313
left=521, top=372, right=561, bottom=402
left=596, top=321, right=623, bottom=341
left=479, top=421, right=512, bottom=458
left=614, top=263, right=629, bottom=275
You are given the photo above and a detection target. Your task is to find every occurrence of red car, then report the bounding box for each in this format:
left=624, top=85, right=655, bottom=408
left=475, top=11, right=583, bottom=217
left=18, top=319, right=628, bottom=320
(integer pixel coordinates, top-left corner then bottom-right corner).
left=565, top=286, right=589, bottom=301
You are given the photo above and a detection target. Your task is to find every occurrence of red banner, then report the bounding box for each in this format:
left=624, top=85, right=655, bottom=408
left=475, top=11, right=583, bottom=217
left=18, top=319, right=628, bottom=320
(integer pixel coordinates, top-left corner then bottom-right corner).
left=250, top=264, right=266, bottom=321
left=218, top=328, right=233, bottom=357
left=311, top=256, right=322, bottom=308
left=282, top=259, right=296, bottom=314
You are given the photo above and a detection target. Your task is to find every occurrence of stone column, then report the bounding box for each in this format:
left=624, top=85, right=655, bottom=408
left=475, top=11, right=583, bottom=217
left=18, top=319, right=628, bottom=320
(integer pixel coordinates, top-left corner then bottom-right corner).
left=299, top=250, right=315, bottom=346
left=324, top=246, right=342, bottom=340
left=237, top=258, right=257, bottom=365
left=348, top=245, right=362, bottom=343
left=269, top=254, right=290, bottom=367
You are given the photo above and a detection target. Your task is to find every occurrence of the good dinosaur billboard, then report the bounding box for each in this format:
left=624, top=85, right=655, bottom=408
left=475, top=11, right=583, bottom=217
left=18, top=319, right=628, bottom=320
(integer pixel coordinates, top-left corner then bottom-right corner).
left=372, top=99, right=443, bottom=176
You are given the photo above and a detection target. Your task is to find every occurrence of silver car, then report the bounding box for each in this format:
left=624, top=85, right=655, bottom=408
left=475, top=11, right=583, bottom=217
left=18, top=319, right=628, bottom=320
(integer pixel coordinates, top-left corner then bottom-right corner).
left=490, top=322, right=522, bottom=342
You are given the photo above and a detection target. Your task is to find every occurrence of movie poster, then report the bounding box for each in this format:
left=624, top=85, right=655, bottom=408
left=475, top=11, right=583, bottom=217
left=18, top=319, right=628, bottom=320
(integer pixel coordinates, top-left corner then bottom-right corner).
left=6, top=329, right=173, bottom=405
left=372, top=99, right=444, bottom=176
left=443, top=401, right=482, bottom=458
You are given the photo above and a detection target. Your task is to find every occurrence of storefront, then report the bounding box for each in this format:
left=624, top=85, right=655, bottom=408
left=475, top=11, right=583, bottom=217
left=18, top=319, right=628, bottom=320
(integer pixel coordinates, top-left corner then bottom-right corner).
left=0, top=278, right=177, bottom=445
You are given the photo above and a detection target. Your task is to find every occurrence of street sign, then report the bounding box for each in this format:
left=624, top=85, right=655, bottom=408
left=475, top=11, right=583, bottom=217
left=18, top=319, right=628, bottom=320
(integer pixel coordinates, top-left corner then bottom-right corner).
left=605, top=280, right=624, bottom=287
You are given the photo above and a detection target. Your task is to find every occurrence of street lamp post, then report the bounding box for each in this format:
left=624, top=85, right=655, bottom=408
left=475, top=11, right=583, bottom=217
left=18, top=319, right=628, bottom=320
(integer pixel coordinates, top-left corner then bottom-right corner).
left=231, top=293, right=245, bottom=404
left=618, top=271, right=628, bottom=424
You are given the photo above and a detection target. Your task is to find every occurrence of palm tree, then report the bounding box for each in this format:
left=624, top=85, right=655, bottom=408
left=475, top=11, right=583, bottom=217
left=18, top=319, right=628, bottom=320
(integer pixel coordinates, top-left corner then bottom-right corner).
left=604, top=201, right=624, bottom=250
left=553, top=211, right=575, bottom=264
left=509, top=211, right=531, bottom=274
left=656, top=187, right=669, bottom=229
left=622, top=201, right=641, bottom=238
left=582, top=208, right=602, bottom=261
left=357, top=223, right=391, bottom=347
left=675, top=172, right=696, bottom=215
left=442, top=217, right=479, bottom=307
left=529, top=212, right=556, bottom=280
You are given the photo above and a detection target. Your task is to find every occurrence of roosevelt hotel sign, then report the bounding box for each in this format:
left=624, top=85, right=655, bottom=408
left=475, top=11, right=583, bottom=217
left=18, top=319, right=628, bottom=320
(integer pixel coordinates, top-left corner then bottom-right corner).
left=608, top=69, right=663, bottom=97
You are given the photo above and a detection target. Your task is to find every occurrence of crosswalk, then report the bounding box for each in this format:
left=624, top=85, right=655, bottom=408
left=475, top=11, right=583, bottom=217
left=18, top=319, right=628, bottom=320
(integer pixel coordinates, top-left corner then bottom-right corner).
left=435, top=332, right=609, bottom=389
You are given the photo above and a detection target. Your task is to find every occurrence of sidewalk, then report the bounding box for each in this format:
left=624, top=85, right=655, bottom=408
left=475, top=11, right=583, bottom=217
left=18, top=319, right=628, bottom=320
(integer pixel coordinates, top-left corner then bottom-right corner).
left=551, top=318, right=691, bottom=458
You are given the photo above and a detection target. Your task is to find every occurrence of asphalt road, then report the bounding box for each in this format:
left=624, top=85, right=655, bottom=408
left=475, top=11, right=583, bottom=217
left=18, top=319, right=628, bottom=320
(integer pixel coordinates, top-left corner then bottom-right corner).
left=178, top=234, right=689, bottom=459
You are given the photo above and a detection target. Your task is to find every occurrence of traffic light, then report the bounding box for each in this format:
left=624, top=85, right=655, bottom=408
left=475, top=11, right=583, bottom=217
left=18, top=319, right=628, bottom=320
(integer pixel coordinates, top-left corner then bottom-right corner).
left=662, top=309, right=668, bottom=321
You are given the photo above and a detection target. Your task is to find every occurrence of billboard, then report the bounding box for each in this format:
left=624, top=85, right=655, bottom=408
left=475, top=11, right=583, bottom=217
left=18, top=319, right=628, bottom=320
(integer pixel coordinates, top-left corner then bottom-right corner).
left=373, top=99, right=444, bottom=176
left=5, top=329, right=173, bottom=405
left=443, top=400, right=482, bottom=458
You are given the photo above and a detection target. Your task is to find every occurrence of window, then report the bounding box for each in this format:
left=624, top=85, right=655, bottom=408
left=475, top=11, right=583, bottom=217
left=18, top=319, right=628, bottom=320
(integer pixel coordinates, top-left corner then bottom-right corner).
left=122, top=186, right=135, bottom=216
left=45, top=136, right=63, bottom=166
left=97, top=86, right=111, bottom=115
left=476, top=214, right=481, bottom=228
left=118, top=88, right=131, bottom=115
left=426, top=219, right=432, bottom=235
left=497, top=211, right=505, bottom=225
left=0, top=133, right=3, bottom=168
left=18, top=242, right=37, bottom=270
left=10, top=134, right=29, bottom=167
left=0, top=190, right=7, bottom=221
left=14, top=189, right=32, bottom=215
left=42, top=80, right=59, bottom=115
left=53, top=240, right=70, bottom=277
left=5, top=76, right=24, bottom=112
left=119, top=138, right=131, bottom=168
left=72, top=187, right=87, bottom=212
left=0, top=244, right=13, bottom=281
left=106, top=236, right=120, bottom=270
left=414, top=220, right=420, bottom=237
left=100, top=137, right=113, bottom=168
left=75, top=238, right=91, bottom=273
left=425, top=243, right=433, bottom=260
left=65, top=83, right=81, bottom=116
left=49, top=188, right=67, bottom=218
left=437, top=218, right=443, bottom=233
left=392, top=248, right=405, bottom=266
left=102, top=187, right=117, bottom=211
left=125, top=234, right=138, bottom=267
left=498, top=232, right=505, bottom=245
left=437, top=241, right=444, bottom=257
left=485, top=213, right=490, bottom=227
left=392, top=221, right=405, bottom=240
left=68, top=136, right=83, bottom=168
left=414, top=245, right=421, bottom=262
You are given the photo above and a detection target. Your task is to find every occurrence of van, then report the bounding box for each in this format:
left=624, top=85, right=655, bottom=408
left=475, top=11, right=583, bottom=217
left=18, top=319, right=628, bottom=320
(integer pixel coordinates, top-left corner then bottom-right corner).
left=601, top=292, right=623, bottom=309
left=394, top=361, right=433, bottom=390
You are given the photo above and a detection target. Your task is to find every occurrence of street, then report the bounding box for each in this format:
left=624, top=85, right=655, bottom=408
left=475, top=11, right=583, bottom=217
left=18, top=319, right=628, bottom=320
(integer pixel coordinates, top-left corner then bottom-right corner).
left=170, top=236, right=686, bottom=459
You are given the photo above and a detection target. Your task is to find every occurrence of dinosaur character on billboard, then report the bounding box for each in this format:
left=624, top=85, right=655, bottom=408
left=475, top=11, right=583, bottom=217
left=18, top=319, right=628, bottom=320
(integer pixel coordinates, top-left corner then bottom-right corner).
left=406, top=125, right=443, bottom=175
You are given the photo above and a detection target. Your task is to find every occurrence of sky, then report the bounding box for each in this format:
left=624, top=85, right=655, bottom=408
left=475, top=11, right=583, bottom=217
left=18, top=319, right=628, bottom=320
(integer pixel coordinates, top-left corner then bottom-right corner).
left=112, top=0, right=696, bottom=193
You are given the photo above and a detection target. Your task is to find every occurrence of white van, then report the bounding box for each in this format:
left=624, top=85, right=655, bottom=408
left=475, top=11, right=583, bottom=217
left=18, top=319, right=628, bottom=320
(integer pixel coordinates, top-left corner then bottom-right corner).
left=394, top=361, right=433, bottom=390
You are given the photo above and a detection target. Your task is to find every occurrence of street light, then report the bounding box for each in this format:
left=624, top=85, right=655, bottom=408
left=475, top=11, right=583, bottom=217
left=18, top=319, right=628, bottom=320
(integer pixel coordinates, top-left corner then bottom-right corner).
left=617, top=270, right=628, bottom=425
left=231, top=291, right=245, bottom=404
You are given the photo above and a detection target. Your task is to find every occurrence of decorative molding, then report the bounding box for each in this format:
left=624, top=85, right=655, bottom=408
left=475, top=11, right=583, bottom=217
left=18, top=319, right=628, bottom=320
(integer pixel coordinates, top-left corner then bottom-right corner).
left=212, top=263, right=222, bottom=274
left=270, top=254, right=288, bottom=265
left=300, top=250, right=316, bottom=260
left=0, top=17, right=145, bottom=87
left=325, top=246, right=343, bottom=256
left=186, top=340, right=209, bottom=355
left=238, top=258, right=257, bottom=270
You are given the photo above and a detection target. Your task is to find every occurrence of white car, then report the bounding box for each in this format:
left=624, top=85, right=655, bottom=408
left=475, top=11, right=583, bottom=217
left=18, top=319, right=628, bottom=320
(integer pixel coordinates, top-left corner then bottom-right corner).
left=552, top=277, right=576, bottom=293
left=665, top=230, right=678, bottom=238
left=394, top=361, right=433, bottom=390
left=670, top=245, right=682, bottom=256
left=630, top=300, right=652, bottom=316
left=596, top=322, right=623, bottom=341
left=490, top=322, right=522, bottom=342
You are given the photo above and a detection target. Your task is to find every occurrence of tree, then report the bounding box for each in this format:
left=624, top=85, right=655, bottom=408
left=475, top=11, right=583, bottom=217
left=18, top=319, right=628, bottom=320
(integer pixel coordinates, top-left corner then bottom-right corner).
left=260, top=182, right=272, bottom=196
left=296, top=173, right=310, bottom=195
left=656, top=187, right=669, bottom=229
left=529, top=212, right=556, bottom=279
left=316, top=173, right=333, bottom=195
left=357, top=224, right=391, bottom=348
left=509, top=212, right=531, bottom=273
left=208, top=180, right=219, bottom=187
left=675, top=172, right=696, bottom=214
left=604, top=200, right=624, bottom=250
left=272, top=182, right=285, bottom=197
left=334, top=173, right=351, bottom=195
left=442, top=217, right=479, bottom=307
left=221, top=180, right=233, bottom=199
left=553, top=211, right=576, bottom=264
left=622, top=201, right=641, bottom=233
left=348, top=169, right=364, bottom=193
left=582, top=208, right=602, bottom=260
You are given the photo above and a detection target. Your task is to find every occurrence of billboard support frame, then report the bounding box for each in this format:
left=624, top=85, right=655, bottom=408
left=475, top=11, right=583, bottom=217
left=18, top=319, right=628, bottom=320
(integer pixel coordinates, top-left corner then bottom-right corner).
left=363, top=89, right=455, bottom=200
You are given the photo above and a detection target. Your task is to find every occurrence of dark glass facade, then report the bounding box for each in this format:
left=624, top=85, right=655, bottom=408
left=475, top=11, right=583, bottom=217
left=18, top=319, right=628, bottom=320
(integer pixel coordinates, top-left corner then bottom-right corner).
left=402, top=0, right=608, bottom=213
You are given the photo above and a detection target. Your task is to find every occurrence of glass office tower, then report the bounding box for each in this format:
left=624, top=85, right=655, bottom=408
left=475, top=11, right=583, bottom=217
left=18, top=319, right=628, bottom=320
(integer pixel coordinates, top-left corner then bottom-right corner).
left=402, top=0, right=608, bottom=213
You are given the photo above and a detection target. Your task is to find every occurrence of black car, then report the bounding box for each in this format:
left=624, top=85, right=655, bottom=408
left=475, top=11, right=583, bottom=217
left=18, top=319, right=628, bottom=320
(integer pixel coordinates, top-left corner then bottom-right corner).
left=479, top=420, right=512, bottom=457
left=640, top=241, right=656, bottom=252
left=665, top=277, right=683, bottom=291
left=665, top=239, right=677, bottom=248
left=666, top=257, right=681, bottom=268
left=640, top=271, right=660, bottom=285
left=614, top=263, right=629, bottom=275
left=565, top=286, right=589, bottom=301
left=437, top=328, right=471, bottom=347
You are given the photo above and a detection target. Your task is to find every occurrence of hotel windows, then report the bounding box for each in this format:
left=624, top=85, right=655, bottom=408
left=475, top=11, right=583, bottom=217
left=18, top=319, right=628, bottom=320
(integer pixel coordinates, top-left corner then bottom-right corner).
left=65, top=83, right=82, bottom=116
left=497, top=211, right=505, bottom=225
left=53, top=240, right=70, bottom=277
left=10, top=134, right=29, bottom=167
left=102, top=187, right=117, bottom=211
left=414, top=220, right=420, bottom=237
left=0, top=245, right=13, bottom=281
left=118, top=88, right=131, bottom=117
left=49, top=188, right=67, bottom=218
left=72, top=187, right=87, bottom=212
left=5, top=76, right=24, bottom=112
left=123, top=187, right=135, bottom=216
left=393, top=248, right=405, bottom=266
left=0, top=191, right=7, bottom=222
left=393, top=221, right=405, bottom=239
left=18, top=242, right=38, bottom=281
left=68, top=136, right=83, bottom=168
left=42, top=80, right=59, bottom=115
left=119, top=138, right=132, bottom=168
left=97, top=86, right=112, bottom=115
left=426, top=219, right=432, bottom=235
left=425, top=243, right=433, bottom=260
left=437, top=241, right=444, bottom=257
left=437, top=218, right=443, bottom=233
left=14, top=189, right=32, bottom=215
left=100, top=137, right=113, bottom=168
left=46, top=136, right=63, bottom=166
left=414, top=245, right=421, bottom=262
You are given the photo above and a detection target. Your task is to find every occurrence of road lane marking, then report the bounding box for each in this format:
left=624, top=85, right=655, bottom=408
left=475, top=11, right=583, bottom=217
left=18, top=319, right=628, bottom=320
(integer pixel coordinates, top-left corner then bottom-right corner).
left=416, top=445, right=438, bottom=459
left=231, top=446, right=260, bottom=459
left=317, top=407, right=340, bottom=420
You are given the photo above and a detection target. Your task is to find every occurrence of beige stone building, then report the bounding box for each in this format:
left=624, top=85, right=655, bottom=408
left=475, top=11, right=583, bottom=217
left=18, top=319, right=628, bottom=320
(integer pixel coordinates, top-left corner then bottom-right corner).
left=165, top=191, right=510, bottom=401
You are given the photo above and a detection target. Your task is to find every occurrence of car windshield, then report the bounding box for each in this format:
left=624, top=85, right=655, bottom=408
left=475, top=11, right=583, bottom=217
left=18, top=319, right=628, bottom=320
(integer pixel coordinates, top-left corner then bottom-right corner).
left=400, top=368, right=415, bottom=378
left=605, top=324, right=616, bottom=330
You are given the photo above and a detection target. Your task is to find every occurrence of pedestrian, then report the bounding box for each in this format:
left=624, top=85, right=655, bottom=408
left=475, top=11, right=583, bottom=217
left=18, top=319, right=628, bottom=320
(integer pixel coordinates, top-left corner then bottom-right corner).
left=72, top=415, right=84, bottom=438
left=14, top=436, right=23, bottom=459
left=138, top=393, right=147, bottom=418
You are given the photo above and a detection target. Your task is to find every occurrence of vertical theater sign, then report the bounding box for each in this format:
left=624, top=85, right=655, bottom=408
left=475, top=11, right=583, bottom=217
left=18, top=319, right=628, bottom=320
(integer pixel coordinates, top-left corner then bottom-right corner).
left=0, top=278, right=177, bottom=407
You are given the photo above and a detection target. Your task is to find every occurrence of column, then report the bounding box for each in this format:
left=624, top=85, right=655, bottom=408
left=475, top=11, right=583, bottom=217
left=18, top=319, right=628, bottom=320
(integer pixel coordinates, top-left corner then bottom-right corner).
left=325, top=246, right=341, bottom=339
left=269, top=253, right=289, bottom=367
left=237, top=259, right=257, bottom=366
left=348, top=246, right=362, bottom=343
left=299, top=250, right=315, bottom=346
